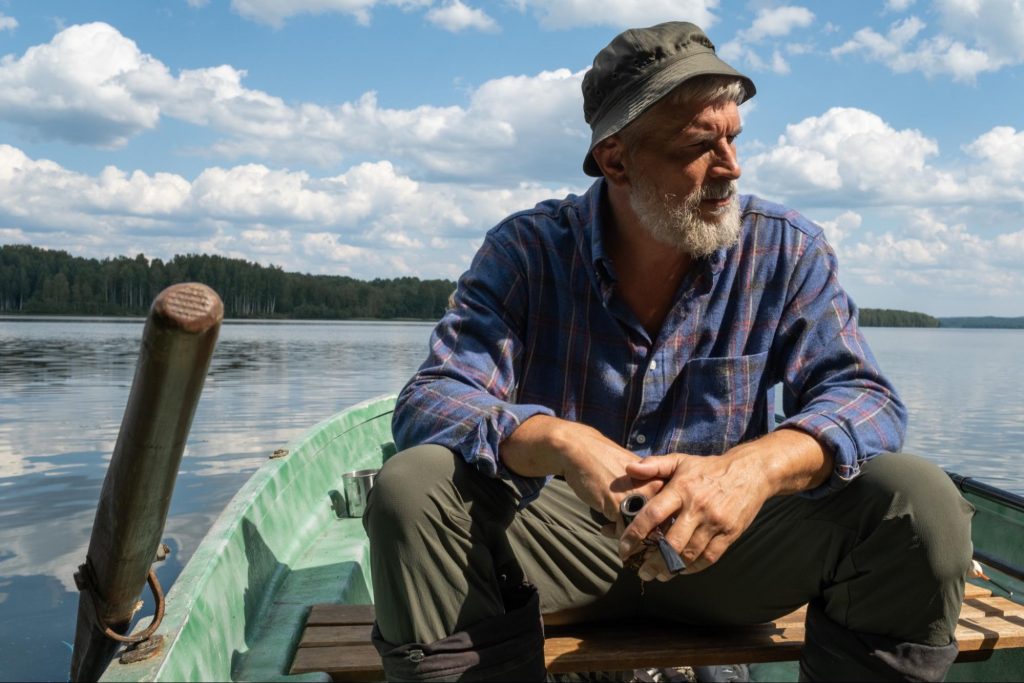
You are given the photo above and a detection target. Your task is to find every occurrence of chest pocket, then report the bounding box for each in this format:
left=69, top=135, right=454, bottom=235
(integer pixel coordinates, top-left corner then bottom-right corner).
left=671, top=351, right=770, bottom=455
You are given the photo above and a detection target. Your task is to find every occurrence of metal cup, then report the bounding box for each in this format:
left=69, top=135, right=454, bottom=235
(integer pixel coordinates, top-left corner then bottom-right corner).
left=341, top=469, right=378, bottom=517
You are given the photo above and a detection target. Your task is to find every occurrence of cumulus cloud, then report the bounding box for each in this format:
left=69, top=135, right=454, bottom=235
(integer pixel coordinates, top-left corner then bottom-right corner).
left=425, top=0, right=497, bottom=32
left=832, top=0, right=1024, bottom=82
left=885, top=0, right=916, bottom=11
left=934, top=0, right=1024, bottom=63
left=719, top=6, right=814, bottom=75
left=0, top=23, right=163, bottom=146
left=963, top=126, right=1024, bottom=184
left=815, top=210, right=862, bottom=249
left=741, top=109, right=1024, bottom=306
left=513, top=0, right=719, bottom=30
left=0, top=23, right=588, bottom=184
left=224, top=0, right=721, bottom=31
left=0, top=12, right=17, bottom=31
left=742, top=107, right=974, bottom=205
left=229, top=0, right=430, bottom=28
left=0, top=144, right=577, bottom=279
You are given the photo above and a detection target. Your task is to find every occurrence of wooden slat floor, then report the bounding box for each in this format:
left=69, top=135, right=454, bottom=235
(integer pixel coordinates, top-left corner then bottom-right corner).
left=290, top=583, right=1024, bottom=681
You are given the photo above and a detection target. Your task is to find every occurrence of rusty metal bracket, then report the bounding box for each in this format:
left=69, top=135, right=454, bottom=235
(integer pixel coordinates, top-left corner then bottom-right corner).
left=75, top=561, right=166, bottom=646
left=119, top=635, right=165, bottom=664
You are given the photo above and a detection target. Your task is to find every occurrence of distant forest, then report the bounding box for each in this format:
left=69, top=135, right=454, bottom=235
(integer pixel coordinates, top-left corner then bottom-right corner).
left=857, top=308, right=939, bottom=328
left=0, top=244, right=454, bottom=320
left=1, top=245, right=1019, bottom=327
left=939, top=316, right=1024, bottom=329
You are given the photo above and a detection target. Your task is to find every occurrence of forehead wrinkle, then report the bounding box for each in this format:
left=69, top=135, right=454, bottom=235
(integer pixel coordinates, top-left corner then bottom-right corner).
left=673, top=107, right=743, bottom=144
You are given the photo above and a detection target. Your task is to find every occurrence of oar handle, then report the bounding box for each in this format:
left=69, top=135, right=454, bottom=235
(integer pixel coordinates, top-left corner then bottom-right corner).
left=70, top=283, right=223, bottom=682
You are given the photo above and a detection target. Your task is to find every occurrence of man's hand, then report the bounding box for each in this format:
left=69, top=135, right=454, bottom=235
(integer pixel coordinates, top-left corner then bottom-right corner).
left=501, top=415, right=664, bottom=526
left=620, top=428, right=833, bottom=581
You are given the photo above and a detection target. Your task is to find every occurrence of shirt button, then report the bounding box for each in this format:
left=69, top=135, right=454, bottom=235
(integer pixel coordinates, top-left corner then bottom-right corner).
left=649, top=360, right=657, bottom=370
left=635, top=434, right=647, bottom=445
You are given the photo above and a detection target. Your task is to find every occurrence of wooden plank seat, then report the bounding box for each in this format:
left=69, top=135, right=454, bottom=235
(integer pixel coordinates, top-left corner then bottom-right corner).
left=290, top=583, right=1024, bottom=681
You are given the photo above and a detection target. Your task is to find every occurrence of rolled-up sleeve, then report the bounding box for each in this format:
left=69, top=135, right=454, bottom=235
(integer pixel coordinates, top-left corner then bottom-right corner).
left=392, top=230, right=554, bottom=501
left=773, top=234, right=907, bottom=497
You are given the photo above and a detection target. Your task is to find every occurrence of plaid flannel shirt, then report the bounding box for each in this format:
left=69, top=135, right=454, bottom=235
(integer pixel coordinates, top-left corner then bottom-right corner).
left=393, top=179, right=906, bottom=503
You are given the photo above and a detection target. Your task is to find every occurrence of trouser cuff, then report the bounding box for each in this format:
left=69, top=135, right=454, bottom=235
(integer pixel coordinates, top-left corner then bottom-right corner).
left=800, top=601, right=958, bottom=682
left=371, top=582, right=546, bottom=682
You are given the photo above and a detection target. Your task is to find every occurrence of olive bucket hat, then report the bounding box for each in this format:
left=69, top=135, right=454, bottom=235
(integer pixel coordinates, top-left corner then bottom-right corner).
left=582, top=21, right=756, bottom=177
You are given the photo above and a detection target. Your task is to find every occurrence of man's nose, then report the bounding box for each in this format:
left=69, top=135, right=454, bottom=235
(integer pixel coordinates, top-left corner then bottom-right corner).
left=709, top=141, right=741, bottom=180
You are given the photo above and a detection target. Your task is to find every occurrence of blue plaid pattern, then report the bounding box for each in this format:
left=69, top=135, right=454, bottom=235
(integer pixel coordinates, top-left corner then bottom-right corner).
left=393, top=179, right=906, bottom=503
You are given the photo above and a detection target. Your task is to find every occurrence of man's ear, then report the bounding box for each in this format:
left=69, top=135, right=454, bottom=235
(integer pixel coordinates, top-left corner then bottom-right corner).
left=591, top=137, right=630, bottom=187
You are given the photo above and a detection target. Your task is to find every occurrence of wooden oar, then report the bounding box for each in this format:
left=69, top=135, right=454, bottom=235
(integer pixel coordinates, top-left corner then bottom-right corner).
left=69, top=283, right=223, bottom=682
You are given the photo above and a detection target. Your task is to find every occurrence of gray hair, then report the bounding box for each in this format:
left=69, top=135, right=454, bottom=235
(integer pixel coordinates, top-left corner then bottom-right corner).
left=617, top=75, right=746, bottom=152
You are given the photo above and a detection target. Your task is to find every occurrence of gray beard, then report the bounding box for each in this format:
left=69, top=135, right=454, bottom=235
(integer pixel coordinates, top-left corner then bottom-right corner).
left=629, top=179, right=742, bottom=257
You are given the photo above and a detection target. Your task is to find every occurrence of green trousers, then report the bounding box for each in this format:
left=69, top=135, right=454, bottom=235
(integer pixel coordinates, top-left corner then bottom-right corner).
left=365, top=446, right=974, bottom=681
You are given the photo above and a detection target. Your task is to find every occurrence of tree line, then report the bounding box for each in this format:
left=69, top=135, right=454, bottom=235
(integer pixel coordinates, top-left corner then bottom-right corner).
left=3, top=244, right=972, bottom=327
left=0, top=244, right=455, bottom=320
left=857, top=308, right=939, bottom=328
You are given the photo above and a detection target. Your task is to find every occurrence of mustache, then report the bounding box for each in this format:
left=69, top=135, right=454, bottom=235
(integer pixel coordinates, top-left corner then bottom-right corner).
left=700, top=181, right=737, bottom=201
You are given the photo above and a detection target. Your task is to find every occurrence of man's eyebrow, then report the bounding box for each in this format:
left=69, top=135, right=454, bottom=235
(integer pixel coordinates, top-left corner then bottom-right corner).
left=678, top=125, right=744, bottom=143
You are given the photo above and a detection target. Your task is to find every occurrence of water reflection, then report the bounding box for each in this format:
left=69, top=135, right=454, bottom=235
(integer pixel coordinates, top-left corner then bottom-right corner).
left=0, top=319, right=1021, bottom=681
left=0, top=317, right=435, bottom=681
left=863, top=328, right=1024, bottom=491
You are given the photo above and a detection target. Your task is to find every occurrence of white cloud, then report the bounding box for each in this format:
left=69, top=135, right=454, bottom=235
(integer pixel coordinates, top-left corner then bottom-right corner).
left=225, top=0, right=721, bottom=31
left=963, top=126, right=1024, bottom=183
left=719, top=6, right=814, bottom=75
left=0, top=144, right=577, bottom=280
left=740, top=5, right=814, bottom=42
left=832, top=1, right=1024, bottom=82
left=885, top=0, right=916, bottom=11
left=229, top=0, right=429, bottom=28
left=935, top=0, right=1024, bottom=63
left=0, top=23, right=588, bottom=184
left=742, top=109, right=1024, bottom=306
left=0, top=23, right=163, bottom=146
left=514, top=0, right=719, bottom=30
left=0, top=12, right=17, bottom=31
left=744, top=107, right=971, bottom=205
left=425, top=0, right=498, bottom=32
left=815, top=210, right=862, bottom=248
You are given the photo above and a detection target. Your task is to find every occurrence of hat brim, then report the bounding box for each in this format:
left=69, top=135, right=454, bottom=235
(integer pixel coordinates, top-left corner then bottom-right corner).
left=582, top=51, right=755, bottom=177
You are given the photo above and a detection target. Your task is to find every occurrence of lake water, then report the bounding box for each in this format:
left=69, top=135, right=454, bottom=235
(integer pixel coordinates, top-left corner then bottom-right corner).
left=0, top=319, right=1021, bottom=681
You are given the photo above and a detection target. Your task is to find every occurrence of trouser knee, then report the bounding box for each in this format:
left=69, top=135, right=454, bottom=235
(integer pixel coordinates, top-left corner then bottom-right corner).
left=856, top=452, right=974, bottom=583
left=363, top=444, right=457, bottom=538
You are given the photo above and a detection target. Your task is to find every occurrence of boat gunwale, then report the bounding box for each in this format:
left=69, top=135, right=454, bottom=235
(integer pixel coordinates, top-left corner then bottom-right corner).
left=100, top=393, right=397, bottom=682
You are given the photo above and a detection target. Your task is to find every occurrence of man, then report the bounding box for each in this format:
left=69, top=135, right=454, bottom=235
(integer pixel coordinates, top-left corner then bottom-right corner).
left=365, top=21, right=974, bottom=682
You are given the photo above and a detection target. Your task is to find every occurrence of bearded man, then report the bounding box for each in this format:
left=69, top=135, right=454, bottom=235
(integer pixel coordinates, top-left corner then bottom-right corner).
left=364, top=21, right=974, bottom=683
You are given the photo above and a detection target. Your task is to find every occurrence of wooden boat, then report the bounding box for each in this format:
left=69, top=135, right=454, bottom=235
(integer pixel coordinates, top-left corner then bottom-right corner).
left=83, top=393, right=1022, bottom=682
left=72, top=285, right=1024, bottom=682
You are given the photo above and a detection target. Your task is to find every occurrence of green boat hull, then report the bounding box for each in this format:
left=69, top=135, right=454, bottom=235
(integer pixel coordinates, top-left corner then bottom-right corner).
left=99, top=395, right=1024, bottom=682
left=101, top=395, right=396, bottom=682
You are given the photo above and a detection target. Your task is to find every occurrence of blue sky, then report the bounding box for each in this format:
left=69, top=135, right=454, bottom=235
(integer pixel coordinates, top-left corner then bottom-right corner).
left=0, top=0, right=1022, bottom=316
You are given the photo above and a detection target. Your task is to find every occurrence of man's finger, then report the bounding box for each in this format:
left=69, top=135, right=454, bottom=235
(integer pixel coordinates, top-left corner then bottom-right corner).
left=683, top=534, right=733, bottom=575
left=668, top=517, right=716, bottom=565
left=618, top=488, right=686, bottom=559
left=625, top=456, right=678, bottom=480
left=638, top=549, right=665, bottom=581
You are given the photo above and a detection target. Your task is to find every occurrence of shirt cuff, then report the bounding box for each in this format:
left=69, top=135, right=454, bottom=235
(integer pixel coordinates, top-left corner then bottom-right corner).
left=779, top=412, right=862, bottom=499
left=459, top=401, right=556, bottom=507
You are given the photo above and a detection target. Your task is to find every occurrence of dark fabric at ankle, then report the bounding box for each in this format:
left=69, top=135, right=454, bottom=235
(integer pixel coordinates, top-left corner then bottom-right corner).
left=371, top=583, right=545, bottom=682
left=800, top=600, right=958, bottom=681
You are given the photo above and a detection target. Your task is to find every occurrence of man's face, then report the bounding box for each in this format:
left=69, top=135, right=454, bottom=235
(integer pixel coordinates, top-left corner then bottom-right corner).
left=625, top=99, right=744, bottom=256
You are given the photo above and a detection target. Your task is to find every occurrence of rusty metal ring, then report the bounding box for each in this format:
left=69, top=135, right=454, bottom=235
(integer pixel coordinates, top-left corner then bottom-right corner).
left=98, top=568, right=166, bottom=645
